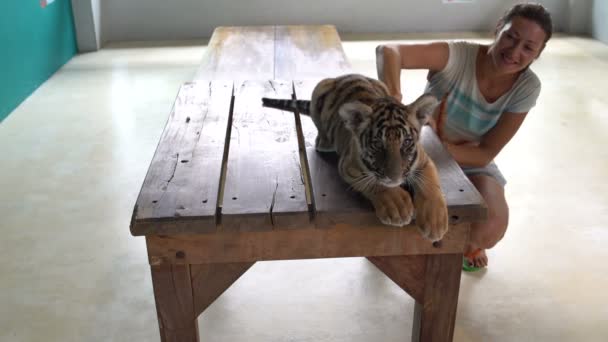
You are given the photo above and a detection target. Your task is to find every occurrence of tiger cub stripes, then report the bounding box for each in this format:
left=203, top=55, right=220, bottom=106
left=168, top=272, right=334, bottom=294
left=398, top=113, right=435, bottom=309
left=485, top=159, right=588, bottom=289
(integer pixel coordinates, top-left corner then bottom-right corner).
left=262, top=74, right=448, bottom=241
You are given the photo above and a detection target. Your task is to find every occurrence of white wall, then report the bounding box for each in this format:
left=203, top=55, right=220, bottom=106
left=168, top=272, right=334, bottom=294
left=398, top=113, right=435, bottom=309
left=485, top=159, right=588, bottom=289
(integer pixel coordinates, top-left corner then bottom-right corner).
left=567, top=0, right=591, bottom=35
left=92, top=0, right=101, bottom=47
left=591, top=0, right=608, bottom=43
left=71, top=0, right=98, bottom=51
left=100, top=0, right=575, bottom=43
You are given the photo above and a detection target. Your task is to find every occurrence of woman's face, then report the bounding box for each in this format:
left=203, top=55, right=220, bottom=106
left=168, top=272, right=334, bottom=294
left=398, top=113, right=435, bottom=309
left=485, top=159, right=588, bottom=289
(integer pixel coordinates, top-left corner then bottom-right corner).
left=489, top=16, right=547, bottom=74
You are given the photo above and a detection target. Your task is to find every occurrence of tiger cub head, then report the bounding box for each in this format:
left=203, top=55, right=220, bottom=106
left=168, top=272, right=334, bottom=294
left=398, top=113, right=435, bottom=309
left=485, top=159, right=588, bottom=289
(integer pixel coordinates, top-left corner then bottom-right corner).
left=339, top=94, right=439, bottom=188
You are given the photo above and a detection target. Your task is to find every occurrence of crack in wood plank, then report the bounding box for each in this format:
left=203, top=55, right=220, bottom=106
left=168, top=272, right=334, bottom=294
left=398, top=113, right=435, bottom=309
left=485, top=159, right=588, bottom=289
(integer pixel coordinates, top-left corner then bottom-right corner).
left=269, top=177, right=279, bottom=226
left=291, top=83, right=315, bottom=212
left=165, top=153, right=179, bottom=187
left=216, top=89, right=236, bottom=217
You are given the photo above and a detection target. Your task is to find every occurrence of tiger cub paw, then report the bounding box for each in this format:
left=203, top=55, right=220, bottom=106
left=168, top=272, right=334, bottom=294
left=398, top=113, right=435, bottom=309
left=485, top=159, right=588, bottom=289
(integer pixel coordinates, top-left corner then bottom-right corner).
left=370, top=187, right=414, bottom=227
left=415, top=195, right=449, bottom=242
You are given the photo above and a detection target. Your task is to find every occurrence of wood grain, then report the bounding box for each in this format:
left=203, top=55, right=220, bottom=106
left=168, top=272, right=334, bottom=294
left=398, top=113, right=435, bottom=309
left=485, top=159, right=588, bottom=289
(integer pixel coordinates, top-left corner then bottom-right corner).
left=131, top=81, right=233, bottom=236
left=145, top=223, right=469, bottom=265
left=274, top=25, right=351, bottom=80
left=220, top=80, right=311, bottom=231
left=412, top=253, right=463, bottom=342
left=191, top=262, right=255, bottom=316
left=194, top=26, right=275, bottom=81
left=366, top=255, right=427, bottom=302
left=195, top=25, right=350, bottom=81
left=151, top=265, right=199, bottom=342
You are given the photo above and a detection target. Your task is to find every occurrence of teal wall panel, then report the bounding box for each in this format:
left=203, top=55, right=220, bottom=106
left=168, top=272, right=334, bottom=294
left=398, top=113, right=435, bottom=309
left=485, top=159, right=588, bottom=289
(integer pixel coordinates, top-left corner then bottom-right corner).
left=0, top=0, right=77, bottom=122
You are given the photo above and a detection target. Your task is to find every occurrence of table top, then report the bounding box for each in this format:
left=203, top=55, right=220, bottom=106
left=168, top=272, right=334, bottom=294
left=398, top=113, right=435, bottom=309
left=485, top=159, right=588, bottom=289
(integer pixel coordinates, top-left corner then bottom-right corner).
left=130, top=80, right=486, bottom=236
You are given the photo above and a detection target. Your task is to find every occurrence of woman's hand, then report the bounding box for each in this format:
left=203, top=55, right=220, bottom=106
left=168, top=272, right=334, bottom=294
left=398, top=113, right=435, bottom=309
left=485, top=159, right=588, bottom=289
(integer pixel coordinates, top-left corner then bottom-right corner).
left=376, top=43, right=449, bottom=103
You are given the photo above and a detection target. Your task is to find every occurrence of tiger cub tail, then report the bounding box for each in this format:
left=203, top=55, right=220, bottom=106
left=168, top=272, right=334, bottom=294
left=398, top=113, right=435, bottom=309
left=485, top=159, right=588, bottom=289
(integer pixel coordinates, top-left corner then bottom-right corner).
left=261, top=98, right=311, bottom=115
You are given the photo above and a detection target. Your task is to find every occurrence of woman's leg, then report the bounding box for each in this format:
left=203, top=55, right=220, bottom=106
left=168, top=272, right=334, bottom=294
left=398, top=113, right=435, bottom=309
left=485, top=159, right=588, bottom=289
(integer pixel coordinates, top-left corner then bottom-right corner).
left=465, top=174, right=509, bottom=267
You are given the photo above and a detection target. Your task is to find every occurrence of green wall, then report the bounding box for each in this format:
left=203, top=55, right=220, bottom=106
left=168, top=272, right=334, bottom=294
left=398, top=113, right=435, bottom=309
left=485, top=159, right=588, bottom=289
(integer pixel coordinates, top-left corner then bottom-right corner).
left=0, top=0, right=77, bottom=122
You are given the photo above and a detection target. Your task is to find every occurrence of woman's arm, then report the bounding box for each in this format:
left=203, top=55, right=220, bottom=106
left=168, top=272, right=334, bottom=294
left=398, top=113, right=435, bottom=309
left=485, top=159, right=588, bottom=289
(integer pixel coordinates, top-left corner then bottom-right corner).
left=376, top=43, right=450, bottom=101
left=444, top=112, right=528, bottom=167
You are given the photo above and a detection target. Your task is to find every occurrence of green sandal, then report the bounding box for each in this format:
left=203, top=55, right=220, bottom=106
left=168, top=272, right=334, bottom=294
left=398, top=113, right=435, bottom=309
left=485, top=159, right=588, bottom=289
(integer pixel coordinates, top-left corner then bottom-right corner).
left=462, top=249, right=484, bottom=272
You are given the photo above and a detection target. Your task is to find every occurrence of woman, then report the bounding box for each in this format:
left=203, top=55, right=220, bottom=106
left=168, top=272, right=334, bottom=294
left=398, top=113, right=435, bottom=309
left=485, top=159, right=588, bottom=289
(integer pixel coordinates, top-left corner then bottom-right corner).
left=376, top=3, right=552, bottom=271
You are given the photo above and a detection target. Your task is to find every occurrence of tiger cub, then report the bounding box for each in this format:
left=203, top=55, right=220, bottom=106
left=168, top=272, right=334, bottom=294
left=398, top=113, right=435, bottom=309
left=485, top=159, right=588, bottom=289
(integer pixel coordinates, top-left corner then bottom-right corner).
left=262, top=74, right=448, bottom=241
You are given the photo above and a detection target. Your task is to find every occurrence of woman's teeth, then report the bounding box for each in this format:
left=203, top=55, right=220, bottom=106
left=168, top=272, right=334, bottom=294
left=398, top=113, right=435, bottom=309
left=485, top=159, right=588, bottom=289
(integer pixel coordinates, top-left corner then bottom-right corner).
left=502, top=53, right=516, bottom=65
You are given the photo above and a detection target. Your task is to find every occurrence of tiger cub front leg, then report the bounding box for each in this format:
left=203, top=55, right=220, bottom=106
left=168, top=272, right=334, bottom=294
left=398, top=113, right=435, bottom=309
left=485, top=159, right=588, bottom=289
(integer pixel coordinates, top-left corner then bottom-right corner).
left=412, top=156, right=449, bottom=241
left=368, top=186, right=415, bottom=227
left=341, top=162, right=415, bottom=227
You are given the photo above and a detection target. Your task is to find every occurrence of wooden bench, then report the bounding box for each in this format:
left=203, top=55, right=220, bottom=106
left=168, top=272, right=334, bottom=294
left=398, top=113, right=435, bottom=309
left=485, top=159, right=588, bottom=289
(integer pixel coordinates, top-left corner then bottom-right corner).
left=131, top=25, right=486, bottom=342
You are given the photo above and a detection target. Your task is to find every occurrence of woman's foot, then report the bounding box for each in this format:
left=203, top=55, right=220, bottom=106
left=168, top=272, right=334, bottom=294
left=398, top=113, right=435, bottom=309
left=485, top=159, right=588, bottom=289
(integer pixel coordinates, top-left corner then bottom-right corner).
left=464, top=248, right=488, bottom=269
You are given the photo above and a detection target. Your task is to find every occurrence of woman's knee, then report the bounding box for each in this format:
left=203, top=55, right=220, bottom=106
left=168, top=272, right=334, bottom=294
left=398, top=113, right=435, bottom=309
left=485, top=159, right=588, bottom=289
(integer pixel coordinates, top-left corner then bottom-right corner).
left=476, top=208, right=509, bottom=248
left=469, top=175, right=509, bottom=248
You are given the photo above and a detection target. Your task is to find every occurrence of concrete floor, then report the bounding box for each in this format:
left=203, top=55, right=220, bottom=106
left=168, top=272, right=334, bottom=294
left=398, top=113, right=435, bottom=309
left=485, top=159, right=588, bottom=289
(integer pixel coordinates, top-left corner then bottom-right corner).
left=1, top=34, right=607, bottom=342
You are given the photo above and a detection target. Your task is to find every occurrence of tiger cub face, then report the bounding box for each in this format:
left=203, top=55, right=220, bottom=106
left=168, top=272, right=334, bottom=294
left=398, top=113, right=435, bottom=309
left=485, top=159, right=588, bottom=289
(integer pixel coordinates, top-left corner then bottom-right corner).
left=339, top=94, right=438, bottom=188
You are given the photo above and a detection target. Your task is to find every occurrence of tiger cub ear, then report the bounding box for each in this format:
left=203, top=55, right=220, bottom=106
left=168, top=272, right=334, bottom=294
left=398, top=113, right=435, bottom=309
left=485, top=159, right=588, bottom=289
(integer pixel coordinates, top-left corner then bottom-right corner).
left=339, top=101, right=373, bottom=134
left=409, top=94, right=439, bottom=127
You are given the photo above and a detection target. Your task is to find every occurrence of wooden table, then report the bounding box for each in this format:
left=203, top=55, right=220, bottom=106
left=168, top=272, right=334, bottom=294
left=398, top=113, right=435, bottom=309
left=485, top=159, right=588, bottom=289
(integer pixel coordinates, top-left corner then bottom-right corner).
left=131, top=25, right=486, bottom=342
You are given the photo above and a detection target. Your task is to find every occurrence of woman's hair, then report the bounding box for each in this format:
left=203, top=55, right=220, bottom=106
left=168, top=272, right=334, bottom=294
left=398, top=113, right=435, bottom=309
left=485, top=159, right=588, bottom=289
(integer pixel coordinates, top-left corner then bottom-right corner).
left=498, top=3, right=553, bottom=43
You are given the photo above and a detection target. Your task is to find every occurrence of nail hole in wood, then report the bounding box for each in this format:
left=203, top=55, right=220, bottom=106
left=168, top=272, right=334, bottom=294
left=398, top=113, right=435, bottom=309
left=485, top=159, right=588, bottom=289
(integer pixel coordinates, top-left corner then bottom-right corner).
left=290, top=195, right=295, bottom=199
left=459, top=189, right=464, bottom=192
left=152, top=200, right=158, bottom=204
left=451, top=215, right=459, bottom=221
left=322, top=193, right=327, bottom=197
left=181, top=160, right=189, bottom=163
left=232, top=197, right=238, bottom=200
left=185, top=117, right=190, bottom=123
left=432, top=241, right=442, bottom=248
left=176, top=251, right=186, bottom=259
left=202, top=199, right=208, bottom=203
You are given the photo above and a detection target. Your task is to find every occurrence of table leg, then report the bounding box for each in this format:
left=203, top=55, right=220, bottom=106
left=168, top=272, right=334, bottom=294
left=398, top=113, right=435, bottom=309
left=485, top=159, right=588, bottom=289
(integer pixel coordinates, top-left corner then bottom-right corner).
left=151, top=264, right=199, bottom=342
left=366, top=255, right=426, bottom=302
left=411, top=253, right=463, bottom=342
left=190, top=262, right=255, bottom=316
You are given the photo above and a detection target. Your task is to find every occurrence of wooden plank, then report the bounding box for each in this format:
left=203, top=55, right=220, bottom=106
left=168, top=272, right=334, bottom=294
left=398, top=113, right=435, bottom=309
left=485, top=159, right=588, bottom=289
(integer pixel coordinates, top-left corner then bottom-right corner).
left=145, top=223, right=469, bottom=265
left=191, top=262, right=255, bottom=317
left=220, top=80, right=310, bottom=231
left=366, top=255, right=427, bottom=302
left=306, top=146, right=381, bottom=226
left=194, top=26, right=275, bottom=81
left=274, top=25, right=352, bottom=80
left=131, top=81, right=233, bottom=236
left=412, top=254, right=463, bottom=342
left=293, top=80, right=322, bottom=149
left=294, top=79, right=381, bottom=226
left=420, top=127, right=487, bottom=223
left=293, top=80, right=486, bottom=228
left=150, top=265, right=199, bottom=342
left=290, top=87, right=315, bottom=217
